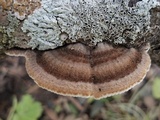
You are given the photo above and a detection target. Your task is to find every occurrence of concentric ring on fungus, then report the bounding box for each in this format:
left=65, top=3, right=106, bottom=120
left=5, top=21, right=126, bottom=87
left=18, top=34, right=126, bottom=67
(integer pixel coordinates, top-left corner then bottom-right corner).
left=6, top=42, right=151, bottom=99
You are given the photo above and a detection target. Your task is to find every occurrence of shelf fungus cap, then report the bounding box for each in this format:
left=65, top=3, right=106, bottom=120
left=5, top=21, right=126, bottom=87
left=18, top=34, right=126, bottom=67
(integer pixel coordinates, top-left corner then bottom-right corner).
left=5, top=42, right=151, bottom=99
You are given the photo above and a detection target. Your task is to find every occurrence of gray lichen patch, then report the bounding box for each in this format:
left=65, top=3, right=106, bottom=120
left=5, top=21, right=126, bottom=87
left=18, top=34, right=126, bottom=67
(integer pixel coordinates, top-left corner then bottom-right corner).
left=7, top=13, right=20, bottom=37
left=21, top=0, right=160, bottom=50
left=0, top=26, right=13, bottom=53
left=0, top=11, right=15, bottom=52
left=0, top=11, right=28, bottom=52
left=0, top=26, right=8, bottom=46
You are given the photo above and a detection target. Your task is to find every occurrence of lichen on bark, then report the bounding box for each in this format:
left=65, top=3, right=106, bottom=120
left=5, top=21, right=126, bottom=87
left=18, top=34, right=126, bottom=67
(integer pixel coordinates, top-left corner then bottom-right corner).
left=21, top=0, right=160, bottom=50
left=0, top=0, right=160, bottom=66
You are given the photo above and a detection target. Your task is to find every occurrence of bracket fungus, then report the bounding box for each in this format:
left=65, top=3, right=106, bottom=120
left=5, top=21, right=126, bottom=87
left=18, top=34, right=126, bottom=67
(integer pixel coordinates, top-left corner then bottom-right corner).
left=6, top=42, right=151, bottom=99
left=3, top=0, right=158, bottom=99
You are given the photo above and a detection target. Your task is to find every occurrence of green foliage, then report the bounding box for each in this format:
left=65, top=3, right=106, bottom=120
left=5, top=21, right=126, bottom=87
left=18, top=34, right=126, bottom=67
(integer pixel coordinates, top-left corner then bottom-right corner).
left=68, top=103, right=78, bottom=115
left=152, top=77, right=160, bottom=99
left=8, top=94, right=43, bottom=120
left=118, top=103, right=148, bottom=120
left=54, top=105, right=62, bottom=113
left=90, top=100, right=104, bottom=117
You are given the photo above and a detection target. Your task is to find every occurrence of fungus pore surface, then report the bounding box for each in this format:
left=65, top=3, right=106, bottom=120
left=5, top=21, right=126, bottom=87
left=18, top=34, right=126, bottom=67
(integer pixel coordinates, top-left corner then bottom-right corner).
left=6, top=42, right=151, bottom=99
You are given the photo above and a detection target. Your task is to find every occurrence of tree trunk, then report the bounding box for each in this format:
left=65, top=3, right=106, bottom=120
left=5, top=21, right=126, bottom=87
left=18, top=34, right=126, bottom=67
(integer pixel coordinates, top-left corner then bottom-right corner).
left=0, top=0, right=160, bottom=66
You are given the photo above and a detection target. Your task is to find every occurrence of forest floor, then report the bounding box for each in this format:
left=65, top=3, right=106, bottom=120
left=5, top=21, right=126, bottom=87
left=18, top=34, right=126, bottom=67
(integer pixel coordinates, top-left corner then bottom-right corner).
left=0, top=55, right=160, bottom=120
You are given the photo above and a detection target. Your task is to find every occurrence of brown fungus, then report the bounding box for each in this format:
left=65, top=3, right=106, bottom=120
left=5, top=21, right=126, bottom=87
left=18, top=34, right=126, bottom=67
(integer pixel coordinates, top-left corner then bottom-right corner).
left=5, top=42, right=151, bottom=99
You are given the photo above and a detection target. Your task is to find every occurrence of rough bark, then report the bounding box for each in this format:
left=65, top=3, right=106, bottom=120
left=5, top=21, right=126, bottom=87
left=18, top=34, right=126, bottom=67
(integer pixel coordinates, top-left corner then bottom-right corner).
left=0, top=0, right=160, bottom=66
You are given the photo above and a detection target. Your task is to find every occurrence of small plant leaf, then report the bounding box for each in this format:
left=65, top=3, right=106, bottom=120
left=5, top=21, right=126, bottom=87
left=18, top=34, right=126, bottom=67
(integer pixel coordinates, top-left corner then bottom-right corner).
left=54, top=105, right=62, bottom=113
left=152, top=77, right=160, bottom=99
left=12, top=94, right=43, bottom=120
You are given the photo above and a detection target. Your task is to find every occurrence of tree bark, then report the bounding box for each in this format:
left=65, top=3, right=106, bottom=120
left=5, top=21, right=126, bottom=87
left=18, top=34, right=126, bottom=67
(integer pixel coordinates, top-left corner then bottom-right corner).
left=0, top=0, right=160, bottom=66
